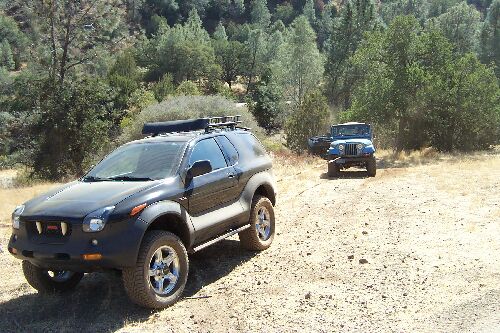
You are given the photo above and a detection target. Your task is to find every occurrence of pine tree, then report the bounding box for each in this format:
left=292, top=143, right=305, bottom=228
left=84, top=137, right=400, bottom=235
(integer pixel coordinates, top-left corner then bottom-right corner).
left=480, top=0, right=500, bottom=78
left=278, top=16, right=323, bottom=104
left=324, top=0, right=379, bottom=106
left=251, top=0, right=271, bottom=28
left=303, top=0, right=316, bottom=24
left=0, top=40, right=15, bottom=70
left=214, top=21, right=228, bottom=40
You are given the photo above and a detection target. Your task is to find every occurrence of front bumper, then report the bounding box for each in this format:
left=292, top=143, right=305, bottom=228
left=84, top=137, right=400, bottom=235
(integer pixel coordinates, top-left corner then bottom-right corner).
left=7, top=217, right=148, bottom=271
left=328, top=154, right=374, bottom=165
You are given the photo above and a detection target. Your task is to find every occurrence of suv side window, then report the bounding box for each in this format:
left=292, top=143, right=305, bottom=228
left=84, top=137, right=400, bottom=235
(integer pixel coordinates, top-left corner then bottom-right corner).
left=189, top=138, right=227, bottom=171
left=236, top=133, right=266, bottom=158
left=216, top=135, right=239, bottom=166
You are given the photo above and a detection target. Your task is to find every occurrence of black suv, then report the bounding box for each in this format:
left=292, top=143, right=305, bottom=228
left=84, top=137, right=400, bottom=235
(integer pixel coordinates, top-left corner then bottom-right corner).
left=8, top=116, right=277, bottom=308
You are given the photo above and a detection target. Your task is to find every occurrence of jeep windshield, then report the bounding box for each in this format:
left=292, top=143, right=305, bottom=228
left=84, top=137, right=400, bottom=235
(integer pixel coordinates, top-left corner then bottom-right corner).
left=331, top=124, right=370, bottom=138
left=83, top=141, right=186, bottom=182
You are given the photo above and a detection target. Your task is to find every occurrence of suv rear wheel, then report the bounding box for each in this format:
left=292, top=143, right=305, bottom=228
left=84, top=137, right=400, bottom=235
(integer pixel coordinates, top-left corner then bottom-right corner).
left=239, top=196, right=275, bottom=251
left=22, top=260, right=84, bottom=293
left=123, top=231, right=188, bottom=309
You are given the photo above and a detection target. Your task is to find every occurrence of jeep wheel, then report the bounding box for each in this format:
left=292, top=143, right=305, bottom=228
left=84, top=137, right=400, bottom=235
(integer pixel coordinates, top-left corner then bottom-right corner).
left=239, top=196, right=275, bottom=251
left=327, top=161, right=340, bottom=177
left=22, top=260, right=84, bottom=293
left=367, top=157, right=376, bottom=177
left=123, top=231, right=188, bottom=309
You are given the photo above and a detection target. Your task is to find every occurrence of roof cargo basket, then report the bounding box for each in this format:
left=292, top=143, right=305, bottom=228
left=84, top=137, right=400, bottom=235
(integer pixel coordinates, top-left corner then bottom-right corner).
left=142, top=115, right=243, bottom=136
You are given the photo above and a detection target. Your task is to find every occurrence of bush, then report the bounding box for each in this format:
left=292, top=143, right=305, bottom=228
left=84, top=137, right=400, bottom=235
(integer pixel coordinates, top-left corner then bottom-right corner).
left=175, top=80, right=200, bottom=96
left=120, top=95, right=262, bottom=143
left=285, top=91, right=330, bottom=153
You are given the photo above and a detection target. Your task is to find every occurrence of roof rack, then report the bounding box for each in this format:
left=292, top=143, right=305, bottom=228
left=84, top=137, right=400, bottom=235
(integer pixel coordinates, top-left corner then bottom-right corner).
left=142, top=115, right=243, bottom=136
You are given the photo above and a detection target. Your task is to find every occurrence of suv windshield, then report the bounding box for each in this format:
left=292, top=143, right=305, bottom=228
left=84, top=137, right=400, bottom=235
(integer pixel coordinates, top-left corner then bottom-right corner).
left=332, top=125, right=370, bottom=137
left=83, top=141, right=186, bottom=181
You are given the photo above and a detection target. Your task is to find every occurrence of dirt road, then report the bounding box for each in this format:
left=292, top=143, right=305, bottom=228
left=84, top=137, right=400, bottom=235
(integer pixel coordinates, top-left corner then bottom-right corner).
left=0, top=153, right=499, bottom=332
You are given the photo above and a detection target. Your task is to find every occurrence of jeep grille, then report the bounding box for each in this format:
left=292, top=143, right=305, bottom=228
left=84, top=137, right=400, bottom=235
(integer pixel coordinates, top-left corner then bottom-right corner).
left=344, top=143, right=360, bottom=156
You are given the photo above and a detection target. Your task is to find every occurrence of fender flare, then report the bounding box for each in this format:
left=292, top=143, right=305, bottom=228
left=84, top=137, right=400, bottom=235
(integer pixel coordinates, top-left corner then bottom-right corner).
left=239, top=172, right=277, bottom=212
left=137, top=200, right=196, bottom=249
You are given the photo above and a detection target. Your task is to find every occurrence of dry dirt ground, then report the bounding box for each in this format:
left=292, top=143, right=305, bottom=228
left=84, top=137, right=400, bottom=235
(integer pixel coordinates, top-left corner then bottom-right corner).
left=0, top=152, right=499, bottom=333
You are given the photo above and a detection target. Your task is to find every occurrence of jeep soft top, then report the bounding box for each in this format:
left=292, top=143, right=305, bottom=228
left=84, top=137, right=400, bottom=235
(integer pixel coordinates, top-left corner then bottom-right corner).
left=8, top=116, right=277, bottom=308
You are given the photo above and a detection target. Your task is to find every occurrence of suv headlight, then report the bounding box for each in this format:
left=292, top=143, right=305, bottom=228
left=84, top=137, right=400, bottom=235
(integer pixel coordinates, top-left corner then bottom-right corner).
left=338, top=144, right=345, bottom=151
left=357, top=143, right=364, bottom=150
left=83, top=206, right=115, bottom=233
left=12, top=205, right=25, bottom=229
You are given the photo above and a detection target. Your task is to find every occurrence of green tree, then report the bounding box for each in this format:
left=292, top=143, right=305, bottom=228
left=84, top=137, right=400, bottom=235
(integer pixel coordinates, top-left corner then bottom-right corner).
left=274, top=2, right=296, bottom=25
left=324, top=0, right=380, bottom=106
left=285, top=90, right=330, bottom=152
left=347, top=16, right=424, bottom=152
left=303, top=0, right=316, bottom=24
left=152, top=73, right=175, bottom=101
left=251, top=70, right=285, bottom=132
left=175, top=80, right=201, bottom=95
left=0, top=13, right=28, bottom=69
left=251, top=0, right=271, bottom=28
left=419, top=54, right=500, bottom=151
left=0, top=40, right=15, bottom=70
left=426, top=3, right=482, bottom=54
left=213, top=21, right=228, bottom=40
left=381, top=0, right=429, bottom=24
left=28, top=0, right=127, bottom=84
left=31, top=77, right=114, bottom=179
left=480, top=0, right=500, bottom=78
left=108, top=50, right=141, bottom=110
left=214, top=39, right=247, bottom=88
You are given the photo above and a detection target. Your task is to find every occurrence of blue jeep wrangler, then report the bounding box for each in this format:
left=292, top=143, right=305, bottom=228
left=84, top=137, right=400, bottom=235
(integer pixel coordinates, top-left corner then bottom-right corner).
left=324, top=122, right=376, bottom=177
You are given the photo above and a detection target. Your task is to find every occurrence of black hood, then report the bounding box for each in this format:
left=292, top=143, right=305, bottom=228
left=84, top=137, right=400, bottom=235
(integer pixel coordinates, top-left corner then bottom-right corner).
left=22, top=180, right=160, bottom=219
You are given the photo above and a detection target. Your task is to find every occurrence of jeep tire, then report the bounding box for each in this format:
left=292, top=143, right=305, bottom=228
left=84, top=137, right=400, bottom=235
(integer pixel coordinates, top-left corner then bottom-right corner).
left=327, top=161, right=340, bottom=177
left=22, top=260, right=84, bottom=293
left=367, top=157, right=376, bottom=177
left=239, top=196, right=275, bottom=251
left=123, top=231, right=188, bottom=309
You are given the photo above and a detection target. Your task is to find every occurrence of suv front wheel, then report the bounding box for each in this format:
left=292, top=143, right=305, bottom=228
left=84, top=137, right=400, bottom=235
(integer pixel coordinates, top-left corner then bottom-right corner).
left=22, top=261, right=84, bottom=293
left=123, top=231, right=189, bottom=309
left=239, top=196, right=275, bottom=251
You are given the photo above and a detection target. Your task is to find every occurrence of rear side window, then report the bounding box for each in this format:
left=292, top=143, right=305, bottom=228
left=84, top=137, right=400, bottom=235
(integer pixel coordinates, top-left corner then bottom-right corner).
left=189, top=138, right=227, bottom=171
left=234, top=133, right=266, bottom=158
left=216, top=136, right=239, bottom=166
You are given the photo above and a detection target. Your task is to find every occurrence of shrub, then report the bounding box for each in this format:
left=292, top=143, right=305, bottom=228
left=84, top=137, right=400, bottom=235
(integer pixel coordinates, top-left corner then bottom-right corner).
left=120, top=95, right=261, bottom=143
left=285, top=91, right=330, bottom=153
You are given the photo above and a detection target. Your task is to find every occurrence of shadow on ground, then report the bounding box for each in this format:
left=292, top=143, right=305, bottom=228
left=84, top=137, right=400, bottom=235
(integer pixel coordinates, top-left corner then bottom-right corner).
left=0, top=239, right=256, bottom=333
left=320, top=170, right=369, bottom=180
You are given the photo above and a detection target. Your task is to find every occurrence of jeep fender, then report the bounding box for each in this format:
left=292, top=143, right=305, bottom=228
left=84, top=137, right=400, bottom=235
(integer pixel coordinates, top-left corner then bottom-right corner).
left=239, top=171, right=277, bottom=213
left=136, top=200, right=195, bottom=249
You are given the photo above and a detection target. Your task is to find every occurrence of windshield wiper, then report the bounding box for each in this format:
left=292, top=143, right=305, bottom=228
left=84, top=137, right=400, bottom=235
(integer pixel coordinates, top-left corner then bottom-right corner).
left=107, top=175, right=155, bottom=181
left=82, top=176, right=112, bottom=182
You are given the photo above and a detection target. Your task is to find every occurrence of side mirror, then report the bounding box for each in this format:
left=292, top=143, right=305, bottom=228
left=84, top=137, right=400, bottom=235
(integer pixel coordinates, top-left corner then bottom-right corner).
left=187, top=160, right=212, bottom=179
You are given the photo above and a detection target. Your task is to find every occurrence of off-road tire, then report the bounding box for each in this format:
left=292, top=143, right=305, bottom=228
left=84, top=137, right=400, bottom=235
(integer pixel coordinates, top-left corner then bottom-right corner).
left=367, top=157, right=376, bottom=177
left=327, top=161, right=340, bottom=177
left=22, top=260, right=84, bottom=293
left=239, top=196, right=275, bottom=251
left=122, top=231, right=188, bottom=309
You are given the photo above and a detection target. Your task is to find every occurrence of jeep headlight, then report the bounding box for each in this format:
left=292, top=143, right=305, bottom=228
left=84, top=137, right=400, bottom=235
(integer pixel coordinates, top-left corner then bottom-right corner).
left=12, top=205, right=25, bottom=229
left=357, top=143, right=363, bottom=150
left=83, top=206, right=115, bottom=232
left=338, top=144, right=345, bottom=151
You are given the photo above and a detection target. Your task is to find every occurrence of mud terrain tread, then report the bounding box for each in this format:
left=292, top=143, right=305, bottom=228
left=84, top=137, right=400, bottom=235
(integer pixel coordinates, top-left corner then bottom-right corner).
left=367, top=157, right=376, bottom=177
left=122, top=230, right=188, bottom=309
left=22, top=260, right=83, bottom=293
left=239, top=195, right=275, bottom=251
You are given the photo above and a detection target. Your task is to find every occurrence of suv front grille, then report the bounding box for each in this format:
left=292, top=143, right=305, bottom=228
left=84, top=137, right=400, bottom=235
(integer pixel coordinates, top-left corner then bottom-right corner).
left=344, top=143, right=360, bottom=156
left=27, top=220, right=72, bottom=238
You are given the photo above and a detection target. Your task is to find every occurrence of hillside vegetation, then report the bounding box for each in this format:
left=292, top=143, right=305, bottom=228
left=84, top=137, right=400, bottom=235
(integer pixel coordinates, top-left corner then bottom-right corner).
left=0, top=0, right=499, bottom=180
